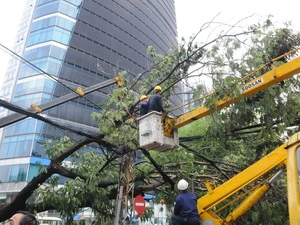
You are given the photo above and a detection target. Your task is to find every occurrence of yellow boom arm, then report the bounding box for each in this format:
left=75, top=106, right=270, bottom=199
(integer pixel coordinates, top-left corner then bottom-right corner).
left=197, top=142, right=287, bottom=211
left=197, top=132, right=300, bottom=225
left=164, top=55, right=300, bottom=136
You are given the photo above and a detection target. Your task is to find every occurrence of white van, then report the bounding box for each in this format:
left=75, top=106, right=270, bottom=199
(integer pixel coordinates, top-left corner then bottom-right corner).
left=37, top=216, right=64, bottom=225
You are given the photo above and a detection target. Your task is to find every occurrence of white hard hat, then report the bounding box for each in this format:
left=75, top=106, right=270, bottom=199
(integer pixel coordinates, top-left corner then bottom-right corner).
left=177, top=179, right=188, bottom=190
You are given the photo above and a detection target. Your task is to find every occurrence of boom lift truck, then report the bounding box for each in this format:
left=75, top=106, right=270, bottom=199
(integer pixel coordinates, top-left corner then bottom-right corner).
left=138, top=50, right=300, bottom=152
left=197, top=132, right=300, bottom=225
left=137, top=50, right=300, bottom=224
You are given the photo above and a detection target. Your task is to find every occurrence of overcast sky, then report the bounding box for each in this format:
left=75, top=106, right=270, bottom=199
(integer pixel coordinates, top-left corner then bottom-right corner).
left=0, top=1, right=25, bottom=90
left=0, top=0, right=299, bottom=90
left=175, top=0, right=300, bottom=40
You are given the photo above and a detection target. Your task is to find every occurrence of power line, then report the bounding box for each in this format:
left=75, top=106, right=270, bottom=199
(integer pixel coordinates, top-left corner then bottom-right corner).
left=0, top=99, right=98, bottom=140
left=0, top=44, right=101, bottom=109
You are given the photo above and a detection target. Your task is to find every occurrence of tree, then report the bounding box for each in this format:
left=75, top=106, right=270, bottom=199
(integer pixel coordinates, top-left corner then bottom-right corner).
left=176, top=18, right=300, bottom=224
left=0, top=16, right=299, bottom=225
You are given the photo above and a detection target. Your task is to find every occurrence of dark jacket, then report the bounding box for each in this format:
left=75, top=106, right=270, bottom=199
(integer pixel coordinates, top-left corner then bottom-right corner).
left=149, top=93, right=165, bottom=113
left=140, top=100, right=149, bottom=116
left=174, top=191, right=199, bottom=218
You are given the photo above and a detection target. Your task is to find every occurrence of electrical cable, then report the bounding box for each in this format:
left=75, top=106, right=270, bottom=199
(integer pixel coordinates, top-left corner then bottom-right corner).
left=0, top=44, right=101, bottom=109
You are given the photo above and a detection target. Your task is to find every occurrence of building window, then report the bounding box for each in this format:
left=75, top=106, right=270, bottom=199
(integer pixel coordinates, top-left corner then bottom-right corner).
left=9, top=164, right=27, bottom=182
left=35, top=0, right=80, bottom=20
left=27, top=27, right=71, bottom=47
left=0, top=164, right=28, bottom=182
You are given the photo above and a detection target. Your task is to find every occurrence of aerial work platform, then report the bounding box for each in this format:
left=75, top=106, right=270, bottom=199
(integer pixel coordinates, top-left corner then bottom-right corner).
left=138, top=111, right=179, bottom=152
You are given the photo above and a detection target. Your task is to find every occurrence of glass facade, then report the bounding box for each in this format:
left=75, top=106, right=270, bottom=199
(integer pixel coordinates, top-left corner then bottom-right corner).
left=0, top=0, right=178, bottom=196
left=0, top=164, right=27, bottom=183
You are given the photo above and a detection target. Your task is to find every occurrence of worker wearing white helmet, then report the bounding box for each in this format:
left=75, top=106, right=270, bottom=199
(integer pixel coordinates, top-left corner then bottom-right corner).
left=169, top=179, right=200, bottom=225
left=149, top=86, right=165, bottom=113
left=177, top=179, right=189, bottom=190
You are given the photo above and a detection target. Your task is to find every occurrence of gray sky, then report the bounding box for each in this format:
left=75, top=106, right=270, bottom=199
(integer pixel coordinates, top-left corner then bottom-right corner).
left=0, top=1, right=25, bottom=89
left=0, top=0, right=299, bottom=89
left=175, top=0, right=300, bottom=40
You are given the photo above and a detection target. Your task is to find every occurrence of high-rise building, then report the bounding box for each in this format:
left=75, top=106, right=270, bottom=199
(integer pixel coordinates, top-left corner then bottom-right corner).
left=0, top=0, right=179, bottom=203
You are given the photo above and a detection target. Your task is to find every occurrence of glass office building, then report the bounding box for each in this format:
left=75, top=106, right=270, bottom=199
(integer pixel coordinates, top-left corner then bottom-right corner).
left=0, top=0, right=179, bottom=203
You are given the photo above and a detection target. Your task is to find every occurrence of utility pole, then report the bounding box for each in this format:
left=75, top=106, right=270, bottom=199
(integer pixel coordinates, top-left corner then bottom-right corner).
left=113, top=149, right=134, bottom=225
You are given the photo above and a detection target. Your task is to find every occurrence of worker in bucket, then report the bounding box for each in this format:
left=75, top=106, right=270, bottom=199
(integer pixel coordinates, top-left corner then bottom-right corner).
left=149, top=86, right=165, bottom=113
left=169, top=179, right=200, bottom=225
left=140, top=95, right=149, bottom=116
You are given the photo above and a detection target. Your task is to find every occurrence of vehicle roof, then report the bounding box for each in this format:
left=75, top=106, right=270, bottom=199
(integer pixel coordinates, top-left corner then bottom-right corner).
left=37, top=216, right=62, bottom=221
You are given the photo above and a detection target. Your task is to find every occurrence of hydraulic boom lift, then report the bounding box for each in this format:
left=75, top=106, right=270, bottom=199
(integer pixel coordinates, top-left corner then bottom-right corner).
left=138, top=50, right=300, bottom=152
left=197, top=132, right=300, bottom=225
left=138, top=50, right=300, bottom=224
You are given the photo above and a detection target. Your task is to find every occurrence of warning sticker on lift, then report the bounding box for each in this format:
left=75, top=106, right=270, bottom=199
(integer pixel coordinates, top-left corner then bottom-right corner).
left=241, top=78, right=263, bottom=92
